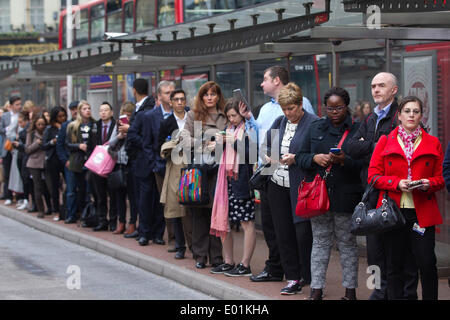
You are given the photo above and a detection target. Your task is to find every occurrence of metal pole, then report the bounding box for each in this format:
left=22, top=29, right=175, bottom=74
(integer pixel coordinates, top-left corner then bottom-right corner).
left=245, top=60, right=252, bottom=107
left=66, top=0, right=73, bottom=110
left=210, top=65, right=216, bottom=82
left=112, top=74, right=119, bottom=119
left=385, top=38, right=391, bottom=72
left=331, top=43, right=338, bottom=87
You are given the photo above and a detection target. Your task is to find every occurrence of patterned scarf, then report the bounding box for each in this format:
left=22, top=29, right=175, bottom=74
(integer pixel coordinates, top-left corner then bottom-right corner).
left=210, top=122, right=245, bottom=240
left=398, top=125, right=422, bottom=179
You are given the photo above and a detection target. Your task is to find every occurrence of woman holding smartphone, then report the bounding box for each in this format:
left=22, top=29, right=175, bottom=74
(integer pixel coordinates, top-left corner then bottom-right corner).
left=296, top=87, right=363, bottom=300
left=368, top=96, right=444, bottom=300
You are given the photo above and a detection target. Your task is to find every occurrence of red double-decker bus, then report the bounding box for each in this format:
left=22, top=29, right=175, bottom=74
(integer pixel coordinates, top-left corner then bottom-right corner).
left=59, top=0, right=272, bottom=49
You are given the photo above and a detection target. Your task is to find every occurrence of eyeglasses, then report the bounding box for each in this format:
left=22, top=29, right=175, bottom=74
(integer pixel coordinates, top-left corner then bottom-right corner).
left=326, top=106, right=346, bottom=112
left=402, top=108, right=421, bottom=115
left=171, top=97, right=186, bottom=102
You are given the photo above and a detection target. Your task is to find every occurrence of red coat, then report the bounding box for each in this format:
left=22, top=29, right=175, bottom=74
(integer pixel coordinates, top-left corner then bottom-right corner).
left=368, top=127, right=444, bottom=228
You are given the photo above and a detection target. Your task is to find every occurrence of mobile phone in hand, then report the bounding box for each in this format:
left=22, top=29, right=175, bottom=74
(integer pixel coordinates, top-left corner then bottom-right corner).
left=233, top=89, right=250, bottom=111
left=330, top=148, right=341, bottom=154
left=408, top=180, right=424, bottom=190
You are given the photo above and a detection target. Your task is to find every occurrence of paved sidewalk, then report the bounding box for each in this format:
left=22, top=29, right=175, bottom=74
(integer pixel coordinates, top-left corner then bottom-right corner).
left=1, top=201, right=449, bottom=300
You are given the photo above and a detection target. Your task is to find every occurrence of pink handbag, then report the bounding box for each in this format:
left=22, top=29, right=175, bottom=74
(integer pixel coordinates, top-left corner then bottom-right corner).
left=84, top=145, right=116, bottom=178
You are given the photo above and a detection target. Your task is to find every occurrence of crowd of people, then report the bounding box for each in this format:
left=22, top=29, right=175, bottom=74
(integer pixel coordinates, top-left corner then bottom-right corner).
left=1, top=66, right=449, bottom=300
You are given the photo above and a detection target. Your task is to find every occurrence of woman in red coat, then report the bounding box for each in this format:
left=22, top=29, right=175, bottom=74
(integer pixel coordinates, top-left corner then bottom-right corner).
left=368, top=96, right=444, bottom=300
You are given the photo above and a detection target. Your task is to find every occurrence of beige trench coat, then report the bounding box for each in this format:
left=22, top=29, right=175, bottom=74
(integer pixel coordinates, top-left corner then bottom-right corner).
left=160, top=139, right=186, bottom=219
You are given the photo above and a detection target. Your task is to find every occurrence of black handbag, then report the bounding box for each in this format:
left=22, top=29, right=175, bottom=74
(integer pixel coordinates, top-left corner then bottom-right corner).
left=249, top=163, right=271, bottom=190
left=80, top=201, right=98, bottom=228
left=350, top=175, right=405, bottom=236
left=107, top=167, right=127, bottom=189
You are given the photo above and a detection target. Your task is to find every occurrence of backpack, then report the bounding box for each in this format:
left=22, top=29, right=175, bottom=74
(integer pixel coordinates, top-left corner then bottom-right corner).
left=81, top=202, right=98, bottom=227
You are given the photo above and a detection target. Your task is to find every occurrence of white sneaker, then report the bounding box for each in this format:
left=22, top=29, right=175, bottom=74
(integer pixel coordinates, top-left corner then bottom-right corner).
left=4, top=199, right=12, bottom=206
left=16, top=199, right=24, bottom=208
left=17, top=200, right=28, bottom=210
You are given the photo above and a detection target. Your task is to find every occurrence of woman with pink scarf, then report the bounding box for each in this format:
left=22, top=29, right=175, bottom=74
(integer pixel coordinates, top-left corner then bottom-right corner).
left=210, top=99, right=258, bottom=277
left=368, top=96, right=445, bottom=300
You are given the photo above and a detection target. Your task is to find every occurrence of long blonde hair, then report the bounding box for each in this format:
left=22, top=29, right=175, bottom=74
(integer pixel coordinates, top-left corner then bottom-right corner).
left=67, top=100, right=95, bottom=142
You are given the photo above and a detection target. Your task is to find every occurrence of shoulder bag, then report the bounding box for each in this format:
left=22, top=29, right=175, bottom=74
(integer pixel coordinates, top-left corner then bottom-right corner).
left=295, top=129, right=349, bottom=218
left=249, top=163, right=270, bottom=190
left=178, top=164, right=210, bottom=205
left=350, top=175, right=405, bottom=235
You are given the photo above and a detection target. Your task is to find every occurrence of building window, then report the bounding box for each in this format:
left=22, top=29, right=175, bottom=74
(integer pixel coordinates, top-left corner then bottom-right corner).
left=30, top=0, right=44, bottom=32
left=0, top=0, right=10, bottom=33
left=216, top=62, right=246, bottom=101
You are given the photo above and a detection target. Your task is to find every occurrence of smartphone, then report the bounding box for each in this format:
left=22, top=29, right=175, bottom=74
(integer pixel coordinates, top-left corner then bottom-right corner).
left=218, top=131, right=226, bottom=135
left=408, top=180, right=424, bottom=190
left=330, top=148, right=341, bottom=154
left=233, top=89, right=250, bottom=111
left=119, top=114, right=129, bottom=125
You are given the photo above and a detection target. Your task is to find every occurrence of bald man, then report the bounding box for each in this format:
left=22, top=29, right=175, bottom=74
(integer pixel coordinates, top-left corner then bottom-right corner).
left=347, top=72, right=419, bottom=300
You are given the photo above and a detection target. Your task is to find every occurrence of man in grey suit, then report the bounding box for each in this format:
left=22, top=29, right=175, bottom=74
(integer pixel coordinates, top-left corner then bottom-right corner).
left=0, top=96, right=22, bottom=202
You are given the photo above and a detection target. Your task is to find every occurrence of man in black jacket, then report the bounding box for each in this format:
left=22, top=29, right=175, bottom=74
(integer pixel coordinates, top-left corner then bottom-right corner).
left=119, top=78, right=155, bottom=239
left=92, top=102, right=117, bottom=231
left=347, top=72, right=418, bottom=300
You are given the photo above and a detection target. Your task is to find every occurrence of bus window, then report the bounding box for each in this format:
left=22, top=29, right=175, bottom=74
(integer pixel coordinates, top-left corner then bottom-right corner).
left=136, top=0, right=156, bottom=31
left=183, top=0, right=236, bottom=22
left=124, top=1, right=134, bottom=33
left=107, top=11, right=122, bottom=32
left=107, top=0, right=122, bottom=12
left=157, top=0, right=175, bottom=27
left=91, top=3, right=106, bottom=42
left=76, top=9, right=89, bottom=46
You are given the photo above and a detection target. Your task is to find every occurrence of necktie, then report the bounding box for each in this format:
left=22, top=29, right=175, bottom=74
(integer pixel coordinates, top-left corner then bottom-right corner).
left=102, top=125, right=107, bottom=144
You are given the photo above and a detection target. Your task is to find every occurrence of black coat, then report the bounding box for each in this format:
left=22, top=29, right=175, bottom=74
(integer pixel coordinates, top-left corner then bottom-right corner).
left=347, top=98, right=399, bottom=186
left=42, top=125, right=61, bottom=166
left=262, top=111, right=319, bottom=223
left=295, top=115, right=364, bottom=214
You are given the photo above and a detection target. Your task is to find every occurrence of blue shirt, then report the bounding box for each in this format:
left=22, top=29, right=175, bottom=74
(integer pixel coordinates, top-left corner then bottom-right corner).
left=160, top=104, right=173, bottom=119
left=302, top=97, right=316, bottom=115
left=374, top=102, right=392, bottom=128
left=253, top=98, right=284, bottom=148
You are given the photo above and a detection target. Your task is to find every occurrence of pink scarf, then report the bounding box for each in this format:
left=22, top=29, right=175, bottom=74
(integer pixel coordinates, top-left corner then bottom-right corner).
left=210, top=122, right=245, bottom=240
left=398, top=125, right=422, bottom=180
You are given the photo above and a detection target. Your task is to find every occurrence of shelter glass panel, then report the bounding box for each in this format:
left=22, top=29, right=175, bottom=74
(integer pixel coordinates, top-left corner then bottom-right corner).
left=136, top=0, right=156, bottom=31
left=0, top=0, right=11, bottom=32
left=289, top=55, right=319, bottom=115
left=216, top=62, right=246, bottom=100
left=124, top=1, right=134, bottom=33
left=76, top=9, right=89, bottom=46
left=107, top=11, right=122, bottom=32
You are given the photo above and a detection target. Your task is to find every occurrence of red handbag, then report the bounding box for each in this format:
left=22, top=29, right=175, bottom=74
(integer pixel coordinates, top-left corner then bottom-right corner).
left=295, top=130, right=349, bottom=218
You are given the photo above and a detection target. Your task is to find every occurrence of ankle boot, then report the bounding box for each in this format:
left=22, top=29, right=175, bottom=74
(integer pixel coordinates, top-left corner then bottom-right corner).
left=309, top=289, right=323, bottom=300
left=124, top=223, right=136, bottom=235
left=341, top=288, right=357, bottom=300
left=113, top=222, right=126, bottom=234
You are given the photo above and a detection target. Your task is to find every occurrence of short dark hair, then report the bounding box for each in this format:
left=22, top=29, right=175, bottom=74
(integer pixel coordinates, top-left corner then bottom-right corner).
left=170, top=89, right=186, bottom=100
left=324, top=87, right=351, bottom=107
left=133, top=78, right=149, bottom=95
left=9, top=96, right=21, bottom=105
left=18, top=111, right=29, bottom=121
left=68, top=100, right=79, bottom=109
left=264, top=66, right=289, bottom=85
left=101, top=101, right=113, bottom=110
left=398, top=96, right=423, bottom=113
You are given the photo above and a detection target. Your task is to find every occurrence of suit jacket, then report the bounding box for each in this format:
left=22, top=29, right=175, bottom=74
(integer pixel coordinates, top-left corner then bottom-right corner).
left=369, top=127, right=444, bottom=228
left=95, top=118, right=116, bottom=146
left=126, top=95, right=155, bottom=162
left=262, top=111, right=319, bottom=223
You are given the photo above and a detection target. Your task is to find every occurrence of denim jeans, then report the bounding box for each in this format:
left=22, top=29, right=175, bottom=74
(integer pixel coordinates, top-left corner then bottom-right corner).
left=64, top=167, right=77, bottom=220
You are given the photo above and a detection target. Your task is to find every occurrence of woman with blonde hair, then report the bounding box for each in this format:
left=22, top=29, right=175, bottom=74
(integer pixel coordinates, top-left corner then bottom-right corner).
left=64, top=100, right=97, bottom=223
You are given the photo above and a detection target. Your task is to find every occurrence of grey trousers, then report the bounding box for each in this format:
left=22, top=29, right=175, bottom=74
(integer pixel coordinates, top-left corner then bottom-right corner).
left=310, top=211, right=358, bottom=289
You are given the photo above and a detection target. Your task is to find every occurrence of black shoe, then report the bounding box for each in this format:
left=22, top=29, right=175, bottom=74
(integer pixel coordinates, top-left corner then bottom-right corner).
left=124, top=230, right=139, bottom=239
left=167, top=247, right=177, bottom=253
left=153, top=238, right=165, bottom=245
left=81, top=222, right=90, bottom=228
left=138, top=237, right=149, bottom=246
left=45, top=209, right=52, bottom=215
left=280, top=280, right=302, bottom=295
left=109, top=222, right=117, bottom=232
left=210, top=263, right=235, bottom=274
left=250, top=270, right=283, bottom=282
left=224, top=263, right=252, bottom=277
left=65, top=217, right=77, bottom=224
left=93, top=224, right=108, bottom=231
left=28, top=206, right=38, bottom=213
left=195, top=262, right=206, bottom=269
left=309, top=288, right=323, bottom=300
left=298, top=278, right=311, bottom=289
left=175, top=249, right=186, bottom=259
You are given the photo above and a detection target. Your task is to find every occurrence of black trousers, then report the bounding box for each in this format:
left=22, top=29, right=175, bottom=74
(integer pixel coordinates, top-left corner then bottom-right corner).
left=110, top=164, right=136, bottom=224
left=295, top=221, right=313, bottom=283
left=171, top=217, right=186, bottom=251
left=45, top=157, right=64, bottom=213
left=384, top=208, right=437, bottom=300
left=93, top=173, right=116, bottom=227
left=74, top=171, right=88, bottom=217
left=266, top=180, right=302, bottom=281
left=260, top=185, right=284, bottom=277
left=136, top=173, right=165, bottom=240
left=2, top=152, right=12, bottom=199
left=190, top=207, right=223, bottom=265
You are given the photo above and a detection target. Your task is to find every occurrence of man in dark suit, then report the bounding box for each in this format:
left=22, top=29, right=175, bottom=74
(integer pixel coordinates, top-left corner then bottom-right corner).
left=123, top=78, right=156, bottom=241
left=0, top=96, right=22, bottom=203
left=129, top=80, right=175, bottom=246
left=56, top=101, right=79, bottom=224
left=92, top=102, right=117, bottom=231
